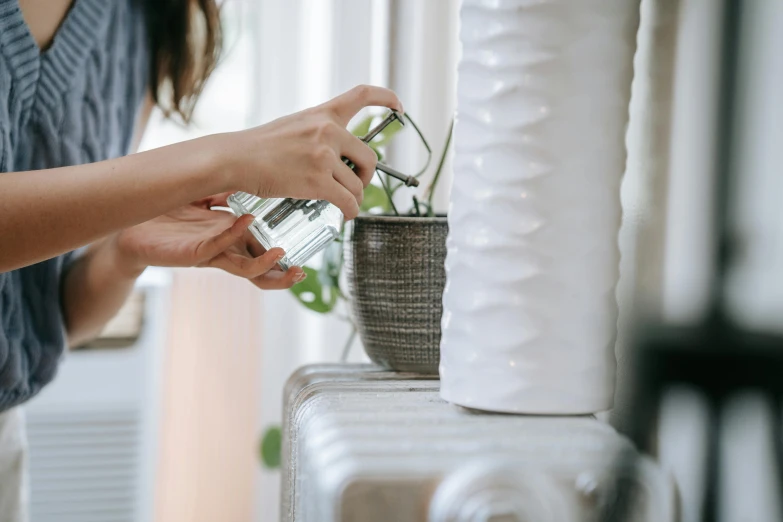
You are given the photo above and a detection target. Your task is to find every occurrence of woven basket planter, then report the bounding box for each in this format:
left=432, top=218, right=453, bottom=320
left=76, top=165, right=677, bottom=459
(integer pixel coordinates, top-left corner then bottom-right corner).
left=345, top=215, right=448, bottom=374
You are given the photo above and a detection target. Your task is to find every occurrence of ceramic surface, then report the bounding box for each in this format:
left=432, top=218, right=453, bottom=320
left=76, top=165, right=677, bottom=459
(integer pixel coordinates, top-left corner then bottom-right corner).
left=440, top=0, right=640, bottom=413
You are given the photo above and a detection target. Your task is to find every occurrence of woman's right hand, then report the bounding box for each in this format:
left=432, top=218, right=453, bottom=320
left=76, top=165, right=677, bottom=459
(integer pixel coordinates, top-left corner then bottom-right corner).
left=219, top=85, right=403, bottom=220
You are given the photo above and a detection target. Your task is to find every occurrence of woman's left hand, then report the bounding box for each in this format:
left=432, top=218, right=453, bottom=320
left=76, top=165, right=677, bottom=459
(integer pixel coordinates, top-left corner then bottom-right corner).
left=113, top=193, right=306, bottom=289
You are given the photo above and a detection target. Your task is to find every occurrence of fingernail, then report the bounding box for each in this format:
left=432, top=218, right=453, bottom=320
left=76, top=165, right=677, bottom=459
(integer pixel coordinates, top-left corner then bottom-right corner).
left=275, top=252, right=285, bottom=261
left=294, top=271, right=307, bottom=282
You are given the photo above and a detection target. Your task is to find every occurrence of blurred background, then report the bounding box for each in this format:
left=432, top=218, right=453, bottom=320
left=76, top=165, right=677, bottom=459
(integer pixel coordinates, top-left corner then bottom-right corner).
left=24, top=1, right=459, bottom=521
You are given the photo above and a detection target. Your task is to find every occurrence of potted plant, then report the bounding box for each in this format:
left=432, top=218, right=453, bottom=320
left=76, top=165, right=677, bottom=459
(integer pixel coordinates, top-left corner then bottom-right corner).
left=289, top=113, right=454, bottom=373
left=260, top=114, right=451, bottom=470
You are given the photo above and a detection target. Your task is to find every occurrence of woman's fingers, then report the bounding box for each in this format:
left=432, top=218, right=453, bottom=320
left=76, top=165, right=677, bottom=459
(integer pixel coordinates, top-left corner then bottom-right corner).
left=337, top=131, right=377, bottom=187
left=243, top=228, right=267, bottom=258
left=322, top=181, right=360, bottom=220
left=324, top=85, right=403, bottom=126
left=208, top=250, right=280, bottom=279
left=205, top=191, right=236, bottom=208
left=223, top=248, right=285, bottom=278
left=332, top=159, right=365, bottom=204
left=194, top=214, right=253, bottom=262
left=211, top=251, right=305, bottom=289
left=207, top=240, right=309, bottom=289
left=251, top=267, right=305, bottom=290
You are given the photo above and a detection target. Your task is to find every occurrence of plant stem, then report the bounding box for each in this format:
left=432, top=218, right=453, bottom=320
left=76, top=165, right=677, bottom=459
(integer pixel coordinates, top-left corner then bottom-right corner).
left=377, top=170, right=400, bottom=216
left=404, top=114, right=433, bottom=178
left=426, top=118, right=454, bottom=213
left=413, top=196, right=422, bottom=217
left=340, top=328, right=358, bottom=362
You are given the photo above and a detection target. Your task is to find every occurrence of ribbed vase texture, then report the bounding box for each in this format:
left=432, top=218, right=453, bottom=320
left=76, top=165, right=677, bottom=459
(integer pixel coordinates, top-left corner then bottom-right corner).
left=440, top=0, right=640, bottom=413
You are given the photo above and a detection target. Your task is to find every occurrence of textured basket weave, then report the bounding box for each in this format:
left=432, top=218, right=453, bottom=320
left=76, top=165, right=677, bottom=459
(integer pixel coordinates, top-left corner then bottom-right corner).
left=345, top=216, right=448, bottom=374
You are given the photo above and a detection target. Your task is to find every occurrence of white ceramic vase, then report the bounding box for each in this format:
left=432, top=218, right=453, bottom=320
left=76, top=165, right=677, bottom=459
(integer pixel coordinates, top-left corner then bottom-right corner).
left=440, top=0, right=640, bottom=414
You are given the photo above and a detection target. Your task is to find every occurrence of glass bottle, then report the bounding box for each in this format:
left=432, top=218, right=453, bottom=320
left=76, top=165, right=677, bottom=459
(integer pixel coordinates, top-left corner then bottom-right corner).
left=226, top=110, right=404, bottom=270
left=226, top=193, right=343, bottom=270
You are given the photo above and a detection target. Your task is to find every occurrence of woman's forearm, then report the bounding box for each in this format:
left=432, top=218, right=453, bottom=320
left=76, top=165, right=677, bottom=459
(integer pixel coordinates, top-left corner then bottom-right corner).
left=62, top=236, right=144, bottom=347
left=0, top=85, right=403, bottom=275
left=0, top=134, right=233, bottom=273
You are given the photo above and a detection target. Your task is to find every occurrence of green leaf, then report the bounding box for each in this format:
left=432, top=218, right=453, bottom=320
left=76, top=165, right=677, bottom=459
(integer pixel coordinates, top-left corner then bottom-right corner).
left=360, top=183, right=392, bottom=213
left=289, top=266, right=338, bottom=313
left=350, top=115, right=375, bottom=138
left=260, top=425, right=282, bottom=469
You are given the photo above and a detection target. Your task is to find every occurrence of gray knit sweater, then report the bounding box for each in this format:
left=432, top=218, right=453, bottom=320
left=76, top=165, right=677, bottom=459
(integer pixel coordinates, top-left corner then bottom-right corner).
left=0, top=0, right=149, bottom=410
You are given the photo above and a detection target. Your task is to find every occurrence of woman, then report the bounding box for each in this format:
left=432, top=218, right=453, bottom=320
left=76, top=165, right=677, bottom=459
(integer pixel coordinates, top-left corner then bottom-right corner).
left=0, top=0, right=401, bottom=516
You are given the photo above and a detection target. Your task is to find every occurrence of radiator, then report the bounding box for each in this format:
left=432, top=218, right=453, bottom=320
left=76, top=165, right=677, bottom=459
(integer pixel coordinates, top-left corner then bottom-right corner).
left=25, top=269, right=170, bottom=522
left=282, top=365, right=674, bottom=522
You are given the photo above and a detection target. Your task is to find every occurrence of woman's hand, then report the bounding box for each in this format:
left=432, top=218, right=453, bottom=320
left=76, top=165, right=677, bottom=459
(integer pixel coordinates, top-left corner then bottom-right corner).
left=221, top=85, right=403, bottom=220
left=0, top=85, right=402, bottom=274
left=113, top=193, right=306, bottom=289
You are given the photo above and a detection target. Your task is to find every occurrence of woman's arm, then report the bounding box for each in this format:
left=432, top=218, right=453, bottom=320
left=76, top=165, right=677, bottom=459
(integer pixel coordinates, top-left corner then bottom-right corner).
left=62, top=235, right=145, bottom=347
left=0, top=135, right=227, bottom=272
left=46, top=85, right=401, bottom=345
left=0, top=85, right=401, bottom=273
left=62, top=93, right=156, bottom=347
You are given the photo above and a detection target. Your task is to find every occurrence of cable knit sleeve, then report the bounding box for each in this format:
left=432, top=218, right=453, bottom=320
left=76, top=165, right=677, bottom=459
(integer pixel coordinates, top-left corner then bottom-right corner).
left=0, top=58, right=7, bottom=173
left=0, top=75, right=69, bottom=411
left=0, top=124, right=6, bottom=172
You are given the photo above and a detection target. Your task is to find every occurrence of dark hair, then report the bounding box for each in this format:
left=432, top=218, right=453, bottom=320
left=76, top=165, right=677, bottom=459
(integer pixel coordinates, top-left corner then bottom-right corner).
left=143, top=0, right=222, bottom=123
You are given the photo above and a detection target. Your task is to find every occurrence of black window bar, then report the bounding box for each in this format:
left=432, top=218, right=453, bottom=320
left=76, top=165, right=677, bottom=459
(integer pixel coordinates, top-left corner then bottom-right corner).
left=605, top=1, right=783, bottom=521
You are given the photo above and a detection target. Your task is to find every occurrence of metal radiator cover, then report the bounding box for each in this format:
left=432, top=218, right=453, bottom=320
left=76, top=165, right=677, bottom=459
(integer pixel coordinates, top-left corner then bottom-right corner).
left=282, top=365, right=674, bottom=522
